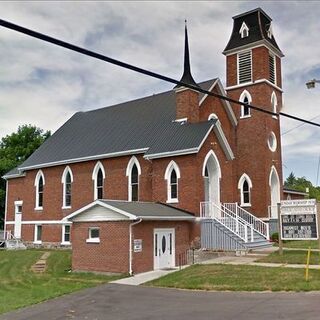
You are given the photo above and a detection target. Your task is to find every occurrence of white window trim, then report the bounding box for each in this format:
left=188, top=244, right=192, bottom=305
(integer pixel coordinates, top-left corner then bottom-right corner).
left=237, top=49, right=252, bottom=85
left=267, top=24, right=273, bottom=39
left=126, top=156, right=141, bottom=201
left=33, top=224, right=42, bottom=244
left=34, top=170, right=45, bottom=211
left=92, top=161, right=106, bottom=200
left=239, top=90, right=252, bottom=119
left=61, top=224, right=71, bottom=245
left=268, top=131, right=277, bottom=152
left=238, top=173, right=253, bottom=207
left=239, top=21, right=249, bottom=38
left=86, top=227, right=100, bottom=243
left=164, top=161, right=181, bottom=203
left=61, top=166, right=73, bottom=209
left=271, top=91, right=278, bottom=119
left=14, top=200, right=23, bottom=213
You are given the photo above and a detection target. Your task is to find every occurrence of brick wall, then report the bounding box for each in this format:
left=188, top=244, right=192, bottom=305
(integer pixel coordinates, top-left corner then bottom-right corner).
left=226, top=44, right=284, bottom=217
left=71, top=220, right=191, bottom=274
left=72, top=221, right=130, bottom=274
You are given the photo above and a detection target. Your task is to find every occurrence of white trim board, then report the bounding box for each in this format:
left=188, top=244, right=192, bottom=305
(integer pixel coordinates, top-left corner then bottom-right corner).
left=5, top=220, right=72, bottom=225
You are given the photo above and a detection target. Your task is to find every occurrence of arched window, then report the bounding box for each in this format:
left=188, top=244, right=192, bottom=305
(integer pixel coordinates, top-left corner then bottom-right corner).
left=62, top=166, right=73, bottom=208
left=271, top=92, right=277, bottom=118
left=239, top=22, right=249, bottom=38
left=97, top=168, right=104, bottom=200
left=92, top=162, right=105, bottom=200
left=164, top=161, right=181, bottom=203
left=126, top=156, right=141, bottom=201
left=238, top=173, right=252, bottom=206
left=34, top=170, right=45, bottom=210
left=131, top=164, right=139, bottom=201
left=239, top=90, right=252, bottom=118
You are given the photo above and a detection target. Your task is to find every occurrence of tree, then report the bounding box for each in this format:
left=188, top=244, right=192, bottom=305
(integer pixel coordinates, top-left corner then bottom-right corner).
left=284, top=172, right=296, bottom=188
left=284, top=172, right=320, bottom=201
left=0, top=125, right=51, bottom=227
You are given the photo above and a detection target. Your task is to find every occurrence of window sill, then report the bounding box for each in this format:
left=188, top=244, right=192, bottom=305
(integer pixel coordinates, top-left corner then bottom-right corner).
left=240, top=115, right=251, bottom=119
left=33, top=241, right=42, bottom=245
left=166, top=199, right=179, bottom=204
left=34, top=207, right=43, bottom=211
left=240, top=204, right=252, bottom=208
left=86, top=238, right=100, bottom=244
left=62, top=206, right=72, bottom=210
left=272, top=115, right=278, bottom=119
left=61, top=241, right=71, bottom=246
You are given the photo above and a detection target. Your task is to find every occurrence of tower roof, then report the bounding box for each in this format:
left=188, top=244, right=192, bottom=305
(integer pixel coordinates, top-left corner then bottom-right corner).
left=175, top=21, right=199, bottom=89
left=223, top=8, right=284, bottom=57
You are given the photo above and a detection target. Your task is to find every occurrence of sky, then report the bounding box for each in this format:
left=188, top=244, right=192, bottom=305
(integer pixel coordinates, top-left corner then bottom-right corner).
left=1, top=1, right=320, bottom=184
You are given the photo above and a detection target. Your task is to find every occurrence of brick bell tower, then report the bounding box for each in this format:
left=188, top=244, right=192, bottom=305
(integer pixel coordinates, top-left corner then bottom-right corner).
left=223, top=8, right=284, bottom=219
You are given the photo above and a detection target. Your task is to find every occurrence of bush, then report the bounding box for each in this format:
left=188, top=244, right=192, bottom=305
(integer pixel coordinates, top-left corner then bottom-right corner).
left=271, top=232, right=279, bottom=243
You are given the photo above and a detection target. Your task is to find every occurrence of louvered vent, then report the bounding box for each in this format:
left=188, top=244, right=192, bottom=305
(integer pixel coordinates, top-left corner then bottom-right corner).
left=269, top=54, right=275, bottom=84
left=238, top=51, right=252, bottom=84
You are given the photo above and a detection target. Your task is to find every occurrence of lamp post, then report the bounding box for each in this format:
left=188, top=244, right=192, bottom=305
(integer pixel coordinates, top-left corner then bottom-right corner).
left=306, top=79, right=320, bottom=89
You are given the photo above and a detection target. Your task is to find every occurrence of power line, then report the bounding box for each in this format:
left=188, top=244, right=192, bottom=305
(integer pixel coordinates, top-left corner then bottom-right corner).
left=281, top=114, right=320, bottom=136
left=1, top=18, right=320, bottom=128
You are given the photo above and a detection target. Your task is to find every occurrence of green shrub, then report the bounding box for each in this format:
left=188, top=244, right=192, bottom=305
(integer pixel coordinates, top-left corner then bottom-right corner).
left=271, top=232, right=279, bottom=243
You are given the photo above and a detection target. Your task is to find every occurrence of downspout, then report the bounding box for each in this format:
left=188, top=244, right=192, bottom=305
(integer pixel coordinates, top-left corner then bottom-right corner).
left=129, top=218, right=142, bottom=275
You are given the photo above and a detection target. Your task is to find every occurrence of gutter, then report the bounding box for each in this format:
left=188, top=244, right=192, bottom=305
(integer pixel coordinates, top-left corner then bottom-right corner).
left=129, top=218, right=142, bottom=275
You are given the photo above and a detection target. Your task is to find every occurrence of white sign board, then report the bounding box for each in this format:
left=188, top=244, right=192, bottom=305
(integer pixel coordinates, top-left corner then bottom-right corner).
left=133, top=239, right=142, bottom=252
left=280, top=199, right=318, bottom=240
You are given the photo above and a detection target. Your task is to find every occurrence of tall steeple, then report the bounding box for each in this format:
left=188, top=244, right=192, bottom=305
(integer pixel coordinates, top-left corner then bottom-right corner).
left=175, top=20, right=200, bottom=123
left=176, top=21, right=199, bottom=89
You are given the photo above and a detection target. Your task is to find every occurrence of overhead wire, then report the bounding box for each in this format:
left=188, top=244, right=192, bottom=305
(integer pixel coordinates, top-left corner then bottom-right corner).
left=1, top=18, right=320, bottom=128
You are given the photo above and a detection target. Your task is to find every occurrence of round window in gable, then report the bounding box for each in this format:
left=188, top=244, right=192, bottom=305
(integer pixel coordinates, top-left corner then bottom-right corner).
left=268, top=132, right=277, bottom=152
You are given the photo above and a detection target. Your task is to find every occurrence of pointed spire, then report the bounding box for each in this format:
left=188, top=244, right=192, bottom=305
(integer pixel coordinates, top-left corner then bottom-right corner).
left=175, top=20, right=199, bottom=89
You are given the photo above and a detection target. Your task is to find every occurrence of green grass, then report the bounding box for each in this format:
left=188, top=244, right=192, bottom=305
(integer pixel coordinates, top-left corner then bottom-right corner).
left=258, top=250, right=320, bottom=265
left=0, top=250, right=122, bottom=314
left=280, top=240, right=320, bottom=249
left=147, top=264, right=320, bottom=291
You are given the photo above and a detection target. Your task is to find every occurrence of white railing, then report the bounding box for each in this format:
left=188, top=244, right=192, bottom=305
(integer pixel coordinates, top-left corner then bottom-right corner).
left=0, top=230, right=15, bottom=241
left=224, top=203, right=269, bottom=239
left=200, top=202, right=249, bottom=242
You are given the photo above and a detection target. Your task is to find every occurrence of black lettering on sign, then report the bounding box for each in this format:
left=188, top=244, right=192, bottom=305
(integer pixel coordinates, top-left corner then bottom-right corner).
left=281, top=214, right=318, bottom=239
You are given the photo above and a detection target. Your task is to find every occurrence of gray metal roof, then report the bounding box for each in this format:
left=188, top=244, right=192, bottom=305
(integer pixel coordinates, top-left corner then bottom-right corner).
left=101, top=200, right=195, bottom=220
left=224, top=8, right=283, bottom=56
left=14, top=79, right=216, bottom=172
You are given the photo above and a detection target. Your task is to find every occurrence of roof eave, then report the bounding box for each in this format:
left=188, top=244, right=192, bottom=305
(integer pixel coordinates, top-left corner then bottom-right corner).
left=223, top=39, right=284, bottom=58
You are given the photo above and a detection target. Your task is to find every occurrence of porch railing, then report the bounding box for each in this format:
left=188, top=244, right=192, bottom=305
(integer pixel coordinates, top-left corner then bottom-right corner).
left=200, top=202, right=249, bottom=242
left=224, top=203, right=269, bottom=239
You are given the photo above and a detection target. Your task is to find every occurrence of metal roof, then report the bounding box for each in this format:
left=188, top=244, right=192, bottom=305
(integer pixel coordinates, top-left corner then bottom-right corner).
left=100, top=200, right=195, bottom=220
left=65, top=199, right=195, bottom=221
left=10, top=79, right=216, bottom=173
left=224, top=8, right=283, bottom=56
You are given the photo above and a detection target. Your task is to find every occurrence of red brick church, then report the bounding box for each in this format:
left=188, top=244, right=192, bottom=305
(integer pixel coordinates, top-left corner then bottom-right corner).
left=3, top=8, right=284, bottom=274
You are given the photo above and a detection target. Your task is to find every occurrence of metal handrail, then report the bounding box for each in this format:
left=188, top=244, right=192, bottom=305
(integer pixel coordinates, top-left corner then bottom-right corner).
left=224, top=202, right=269, bottom=239
left=200, top=202, right=248, bottom=242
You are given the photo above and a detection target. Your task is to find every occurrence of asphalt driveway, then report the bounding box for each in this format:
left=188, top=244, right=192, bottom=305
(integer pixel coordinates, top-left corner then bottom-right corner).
left=1, top=283, right=320, bottom=320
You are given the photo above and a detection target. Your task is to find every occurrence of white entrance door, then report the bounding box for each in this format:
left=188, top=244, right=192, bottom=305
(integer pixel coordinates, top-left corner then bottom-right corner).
left=14, top=204, right=22, bottom=239
left=154, top=229, right=175, bottom=270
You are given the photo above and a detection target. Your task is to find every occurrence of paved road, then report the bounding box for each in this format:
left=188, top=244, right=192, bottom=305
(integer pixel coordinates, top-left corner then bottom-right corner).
left=1, top=284, right=320, bottom=320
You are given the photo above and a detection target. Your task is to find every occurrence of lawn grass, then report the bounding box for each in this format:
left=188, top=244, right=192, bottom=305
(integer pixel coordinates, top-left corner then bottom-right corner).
left=258, top=250, right=320, bottom=265
left=275, top=240, right=320, bottom=249
left=0, top=249, right=122, bottom=314
left=147, top=264, right=320, bottom=291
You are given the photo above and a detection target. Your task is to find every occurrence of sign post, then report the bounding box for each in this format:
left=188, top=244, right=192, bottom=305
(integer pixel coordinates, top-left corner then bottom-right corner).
left=277, top=202, right=283, bottom=255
